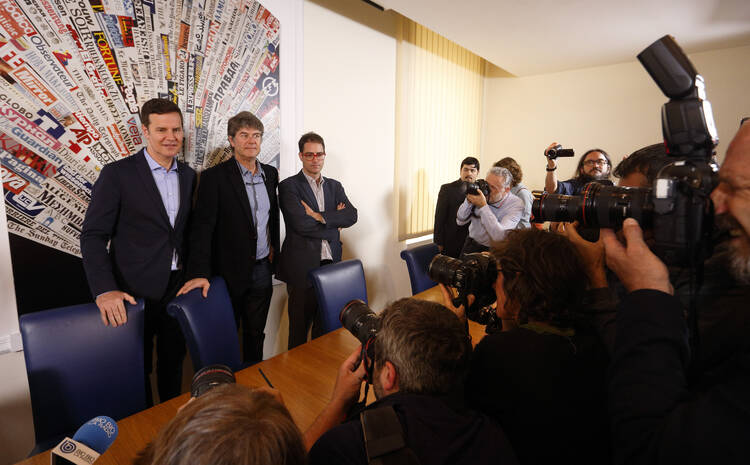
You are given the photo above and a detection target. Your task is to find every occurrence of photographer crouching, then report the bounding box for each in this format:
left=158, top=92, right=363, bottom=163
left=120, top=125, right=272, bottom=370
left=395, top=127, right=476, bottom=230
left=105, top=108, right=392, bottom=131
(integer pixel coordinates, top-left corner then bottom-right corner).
left=436, top=228, right=612, bottom=465
left=304, top=298, right=518, bottom=465
left=457, top=166, right=524, bottom=255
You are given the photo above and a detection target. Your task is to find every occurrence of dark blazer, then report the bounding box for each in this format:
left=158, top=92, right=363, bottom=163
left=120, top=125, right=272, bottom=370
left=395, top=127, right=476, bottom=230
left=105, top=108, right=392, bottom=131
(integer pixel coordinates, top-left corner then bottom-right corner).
left=434, top=179, right=469, bottom=258
left=277, top=171, right=357, bottom=288
left=80, top=149, right=196, bottom=300
left=185, top=157, right=279, bottom=297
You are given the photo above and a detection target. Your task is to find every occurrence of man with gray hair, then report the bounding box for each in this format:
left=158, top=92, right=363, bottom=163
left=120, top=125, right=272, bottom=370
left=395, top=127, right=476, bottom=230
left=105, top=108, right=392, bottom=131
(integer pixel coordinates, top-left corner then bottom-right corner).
left=304, top=298, right=518, bottom=464
left=456, top=166, right=523, bottom=254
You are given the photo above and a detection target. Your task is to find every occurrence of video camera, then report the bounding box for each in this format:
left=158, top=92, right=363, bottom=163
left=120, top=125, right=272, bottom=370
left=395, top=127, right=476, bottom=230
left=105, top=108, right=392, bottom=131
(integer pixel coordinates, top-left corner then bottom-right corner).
left=532, top=35, right=719, bottom=267
left=545, top=144, right=575, bottom=160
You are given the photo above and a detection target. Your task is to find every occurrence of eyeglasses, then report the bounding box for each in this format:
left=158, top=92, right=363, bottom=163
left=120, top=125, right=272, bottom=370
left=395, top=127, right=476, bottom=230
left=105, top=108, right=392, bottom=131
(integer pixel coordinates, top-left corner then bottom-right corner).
left=583, top=159, right=608, bottom=166
left=302, top=152, right=326, bottom=160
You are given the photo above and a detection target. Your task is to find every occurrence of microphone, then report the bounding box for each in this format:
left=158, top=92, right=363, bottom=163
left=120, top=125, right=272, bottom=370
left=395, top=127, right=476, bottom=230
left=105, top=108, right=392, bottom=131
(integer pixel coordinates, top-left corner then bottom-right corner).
left=51, top=416, right=118, bottom=465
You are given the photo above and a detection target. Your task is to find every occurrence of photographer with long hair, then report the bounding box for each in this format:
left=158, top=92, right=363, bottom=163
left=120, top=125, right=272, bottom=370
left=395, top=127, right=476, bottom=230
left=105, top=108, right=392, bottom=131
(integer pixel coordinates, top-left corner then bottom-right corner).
left=440, top=228, right=611, bottom=465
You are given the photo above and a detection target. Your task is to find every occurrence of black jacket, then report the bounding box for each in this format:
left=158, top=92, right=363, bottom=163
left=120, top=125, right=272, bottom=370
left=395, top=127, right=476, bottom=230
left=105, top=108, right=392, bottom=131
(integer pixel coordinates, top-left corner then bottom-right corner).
left=276, top=171, right=357, bottom=288
left=434, top=179, right=469, bottom=258
left=80, top=149, right=196, bottom=300
left=185, top=157, right=279, bottom=298
left=609, top=289, right=750, bottom=465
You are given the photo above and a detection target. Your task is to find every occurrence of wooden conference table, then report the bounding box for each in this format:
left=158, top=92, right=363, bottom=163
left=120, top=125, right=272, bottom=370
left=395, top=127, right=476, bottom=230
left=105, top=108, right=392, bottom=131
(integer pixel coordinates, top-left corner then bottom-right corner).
left=18, top=286, right=484, bottom=465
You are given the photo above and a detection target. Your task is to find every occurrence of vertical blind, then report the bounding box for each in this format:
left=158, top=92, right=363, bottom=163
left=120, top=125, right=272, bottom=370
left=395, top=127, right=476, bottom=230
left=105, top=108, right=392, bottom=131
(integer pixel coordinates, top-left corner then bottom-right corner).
left=395, top=15, right=485, bottom=240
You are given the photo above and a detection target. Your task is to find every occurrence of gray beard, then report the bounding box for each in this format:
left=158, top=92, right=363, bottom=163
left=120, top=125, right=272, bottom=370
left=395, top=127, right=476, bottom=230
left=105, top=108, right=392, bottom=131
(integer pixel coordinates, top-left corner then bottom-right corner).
left=728, top=241, right=750, bottom=284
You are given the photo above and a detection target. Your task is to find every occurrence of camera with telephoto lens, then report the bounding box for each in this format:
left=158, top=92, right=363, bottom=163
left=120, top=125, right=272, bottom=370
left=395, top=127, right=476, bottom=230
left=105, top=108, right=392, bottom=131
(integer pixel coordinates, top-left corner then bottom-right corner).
left=339, top=300, right=380, bottom=384
left=191, top=364, right=236, bottom=397
left=428, top=253, right=498, bottom=317
left=532, top=35, right=718, bottom=267
left=466, top=179, right=491, bottom=198
left=545, top=145, right=575, bottom=160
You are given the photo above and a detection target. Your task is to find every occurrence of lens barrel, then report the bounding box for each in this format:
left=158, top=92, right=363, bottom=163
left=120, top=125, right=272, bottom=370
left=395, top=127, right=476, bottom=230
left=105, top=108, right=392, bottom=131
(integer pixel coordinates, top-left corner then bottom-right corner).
left=340, top=299, right=379, bottom=345
left=190, top=364, right=236, bottom=397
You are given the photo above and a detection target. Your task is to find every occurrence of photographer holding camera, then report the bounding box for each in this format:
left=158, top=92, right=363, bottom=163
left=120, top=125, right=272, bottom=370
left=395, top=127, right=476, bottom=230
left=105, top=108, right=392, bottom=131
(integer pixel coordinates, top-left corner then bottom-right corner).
left=438, top=228, right=611, bottom=465
left=304, top=298, right=518, bottom=465
left=603, top=122, right=750, bottom=465
left=457, top=166, right=523, bottom=255
left=544, top=142, right=614, bottom=194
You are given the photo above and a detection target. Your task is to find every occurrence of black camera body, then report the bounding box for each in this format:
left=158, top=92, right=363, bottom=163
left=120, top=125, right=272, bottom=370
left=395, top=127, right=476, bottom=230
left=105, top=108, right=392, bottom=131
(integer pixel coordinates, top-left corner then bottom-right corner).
left=428, top=253, right=498, bottom=312
left=466, top=179, right=491, bottom=198
left=545, top=145, right=575, bottom=160
left=532, top=35, right=718, bottom=267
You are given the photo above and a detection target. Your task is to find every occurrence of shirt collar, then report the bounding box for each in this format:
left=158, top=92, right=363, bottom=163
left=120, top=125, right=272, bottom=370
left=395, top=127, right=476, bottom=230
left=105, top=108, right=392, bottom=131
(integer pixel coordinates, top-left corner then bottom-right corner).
left=236, top=158, right=265, bottom=181
left=144, top=148, right=177, bottom=172
left=303, top=171, right=324, bottom=187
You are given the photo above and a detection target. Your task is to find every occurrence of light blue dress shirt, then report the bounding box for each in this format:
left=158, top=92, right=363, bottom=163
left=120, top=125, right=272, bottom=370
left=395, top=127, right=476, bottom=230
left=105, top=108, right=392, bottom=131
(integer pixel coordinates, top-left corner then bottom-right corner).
left=144, top=149, right=180, bottom=270
left=237, top=159, right=271, bottom=260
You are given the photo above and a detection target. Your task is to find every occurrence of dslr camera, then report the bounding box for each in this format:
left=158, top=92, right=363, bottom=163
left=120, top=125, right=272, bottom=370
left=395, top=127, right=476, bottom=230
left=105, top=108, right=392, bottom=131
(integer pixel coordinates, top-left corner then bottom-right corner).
left=427, top=253, right=500, bottom=325
left=532, top=35, right=718, bottom=267
left=466, top=179, right=490, bottom=198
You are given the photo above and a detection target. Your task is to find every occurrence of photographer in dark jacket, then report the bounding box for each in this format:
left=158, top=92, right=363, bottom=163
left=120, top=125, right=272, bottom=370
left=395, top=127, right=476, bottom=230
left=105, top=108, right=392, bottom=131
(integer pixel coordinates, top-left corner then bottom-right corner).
left=304, top=298, right=518, bottom=465
left=434, top=157, right=479, bottom=257
left=441, top=229, right=611, bottom=465
left=602, top=123, right=750, bottom=465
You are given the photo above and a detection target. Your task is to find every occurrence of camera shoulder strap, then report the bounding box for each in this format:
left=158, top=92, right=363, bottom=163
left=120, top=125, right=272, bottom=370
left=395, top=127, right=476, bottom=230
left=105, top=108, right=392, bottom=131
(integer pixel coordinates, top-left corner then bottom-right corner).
left=360, top=405, right=421, bottom=465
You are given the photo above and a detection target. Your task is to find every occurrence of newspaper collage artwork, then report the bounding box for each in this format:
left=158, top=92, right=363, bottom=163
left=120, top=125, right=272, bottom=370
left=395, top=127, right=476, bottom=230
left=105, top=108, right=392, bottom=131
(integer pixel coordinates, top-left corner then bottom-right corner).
left=0, top=0, right=281, bottom=257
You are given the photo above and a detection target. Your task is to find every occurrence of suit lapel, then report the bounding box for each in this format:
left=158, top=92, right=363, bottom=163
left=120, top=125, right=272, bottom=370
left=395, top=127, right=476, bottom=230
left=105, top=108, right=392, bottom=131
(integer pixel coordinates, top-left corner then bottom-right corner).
left=297, top=171, right=319, bottom=211
left=228, top=158, right=254, bottom=226
left=134, top=150, right=172, bottom=228
left=174, top=161, right=192, bottom=230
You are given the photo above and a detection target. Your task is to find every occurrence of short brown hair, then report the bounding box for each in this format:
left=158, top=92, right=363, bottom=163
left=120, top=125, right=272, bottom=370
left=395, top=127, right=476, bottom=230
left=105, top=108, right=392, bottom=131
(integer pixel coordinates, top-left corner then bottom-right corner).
left=140, top=98, right=183, bottom=127
left=491, top=229, right=586, bottom=328
left=134, top=385, right=305, bottom=465
left=494, top=157, right=522, bottom=186
left=373, top=298, right=471, bottom=395
left=227, top=111, right=264, bottom=138
left=298, top=131, right=325, bottom=153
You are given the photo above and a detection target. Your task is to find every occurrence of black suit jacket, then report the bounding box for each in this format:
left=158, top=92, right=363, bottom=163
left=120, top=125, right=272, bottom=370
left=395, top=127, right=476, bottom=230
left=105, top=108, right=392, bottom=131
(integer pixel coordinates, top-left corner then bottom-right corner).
left=434, top=179, right=469, bottom=258
left=185, top=157, right=279, bottom=298
left=277, top=171, right=357, bottom=288
left=80, top=149, right=196, bottom=300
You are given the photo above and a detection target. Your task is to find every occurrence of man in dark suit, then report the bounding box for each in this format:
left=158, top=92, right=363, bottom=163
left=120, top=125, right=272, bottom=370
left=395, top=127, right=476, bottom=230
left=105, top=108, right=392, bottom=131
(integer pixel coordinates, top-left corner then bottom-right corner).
left=277, top=132, right=357, bottom=349
left=179, top=111, right=279, bottom=365
left=81, top=98, right=196, bottom=403
left=434, top=157, right=479, bottom=258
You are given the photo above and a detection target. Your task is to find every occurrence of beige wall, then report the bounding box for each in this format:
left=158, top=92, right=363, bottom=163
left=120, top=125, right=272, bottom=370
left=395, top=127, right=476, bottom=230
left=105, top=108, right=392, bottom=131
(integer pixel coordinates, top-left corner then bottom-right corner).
left=300, top=0, right=413, bottom=311
left=481, top=44, right=750, bottom=192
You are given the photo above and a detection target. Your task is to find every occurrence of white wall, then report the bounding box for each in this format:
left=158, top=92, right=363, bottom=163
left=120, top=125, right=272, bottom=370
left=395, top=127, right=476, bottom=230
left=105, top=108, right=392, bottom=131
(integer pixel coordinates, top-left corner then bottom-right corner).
left=0, top=195, right=34, bottom=463
left=301, top=0, right=412, bottom=311
left=481, top=44, right=750, bottom=192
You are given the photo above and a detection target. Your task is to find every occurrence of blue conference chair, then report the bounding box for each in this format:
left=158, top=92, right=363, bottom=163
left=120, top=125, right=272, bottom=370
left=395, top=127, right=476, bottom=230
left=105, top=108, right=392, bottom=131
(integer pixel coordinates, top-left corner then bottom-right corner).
left=309, top=259, right=368, bottom=335
left=400, top=242, right=440, bottom=295
left=20, top=299, right=146, bottom=453
left=167, top=277, right=242, bottom=372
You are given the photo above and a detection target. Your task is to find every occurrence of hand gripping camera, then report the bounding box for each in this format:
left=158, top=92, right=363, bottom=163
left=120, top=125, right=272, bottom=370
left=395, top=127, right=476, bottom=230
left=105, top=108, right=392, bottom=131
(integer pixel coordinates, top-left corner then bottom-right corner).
left=532, top=35, right=719, bottom=267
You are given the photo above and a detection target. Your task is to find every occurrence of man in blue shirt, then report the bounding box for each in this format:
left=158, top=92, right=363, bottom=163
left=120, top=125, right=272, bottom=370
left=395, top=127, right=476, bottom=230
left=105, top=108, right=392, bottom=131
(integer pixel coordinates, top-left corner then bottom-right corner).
left=81, top=99, right=196, bottom=403
left=180, top=111, right=279, bottom=365
left=457, top=166, right=523, bottom=254
left=544, top=142, right=613, bottom=195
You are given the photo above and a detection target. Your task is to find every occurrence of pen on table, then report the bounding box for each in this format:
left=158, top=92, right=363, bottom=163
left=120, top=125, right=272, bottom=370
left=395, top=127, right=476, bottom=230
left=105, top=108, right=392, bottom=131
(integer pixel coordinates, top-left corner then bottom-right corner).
left=259, top=368, right=274, bottom=388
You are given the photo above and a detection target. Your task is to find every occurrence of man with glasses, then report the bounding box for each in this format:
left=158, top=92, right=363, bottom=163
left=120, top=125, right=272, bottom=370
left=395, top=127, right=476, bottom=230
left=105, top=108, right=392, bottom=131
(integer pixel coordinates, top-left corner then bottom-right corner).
left=179, top=111, right=279, bottom=365
left=544, top=142, right=613, bottom=195
left=277, top=132, right=358, bottom=349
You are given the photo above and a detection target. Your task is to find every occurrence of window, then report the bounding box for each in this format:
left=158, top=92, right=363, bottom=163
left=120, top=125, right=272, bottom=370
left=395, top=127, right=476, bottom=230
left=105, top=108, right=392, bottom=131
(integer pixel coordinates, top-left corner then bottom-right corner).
left=395, top=15, right=485, bottom=239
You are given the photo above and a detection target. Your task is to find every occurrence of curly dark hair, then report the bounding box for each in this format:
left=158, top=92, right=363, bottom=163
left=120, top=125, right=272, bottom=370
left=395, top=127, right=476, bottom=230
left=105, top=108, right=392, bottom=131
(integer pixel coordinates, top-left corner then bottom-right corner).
left=490, top=229, right=587, bottom=328
left=612, top=143, right=669, bottom=184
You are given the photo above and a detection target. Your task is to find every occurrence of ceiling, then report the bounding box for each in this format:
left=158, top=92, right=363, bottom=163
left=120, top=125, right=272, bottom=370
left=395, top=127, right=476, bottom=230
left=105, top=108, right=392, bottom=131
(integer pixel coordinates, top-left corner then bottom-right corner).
left=375, top=0, right=750, bottom=76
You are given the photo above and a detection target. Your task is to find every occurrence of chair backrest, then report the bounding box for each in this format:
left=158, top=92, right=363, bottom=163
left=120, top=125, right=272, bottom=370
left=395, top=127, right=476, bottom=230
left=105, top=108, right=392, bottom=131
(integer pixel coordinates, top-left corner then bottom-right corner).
left=166, top=277, right=242, bottom=372
left=400, top=243, right=440, bottom=295
left=20, top=300, right=146, bottom=451
left=309, top=259, right=368, bottom=334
